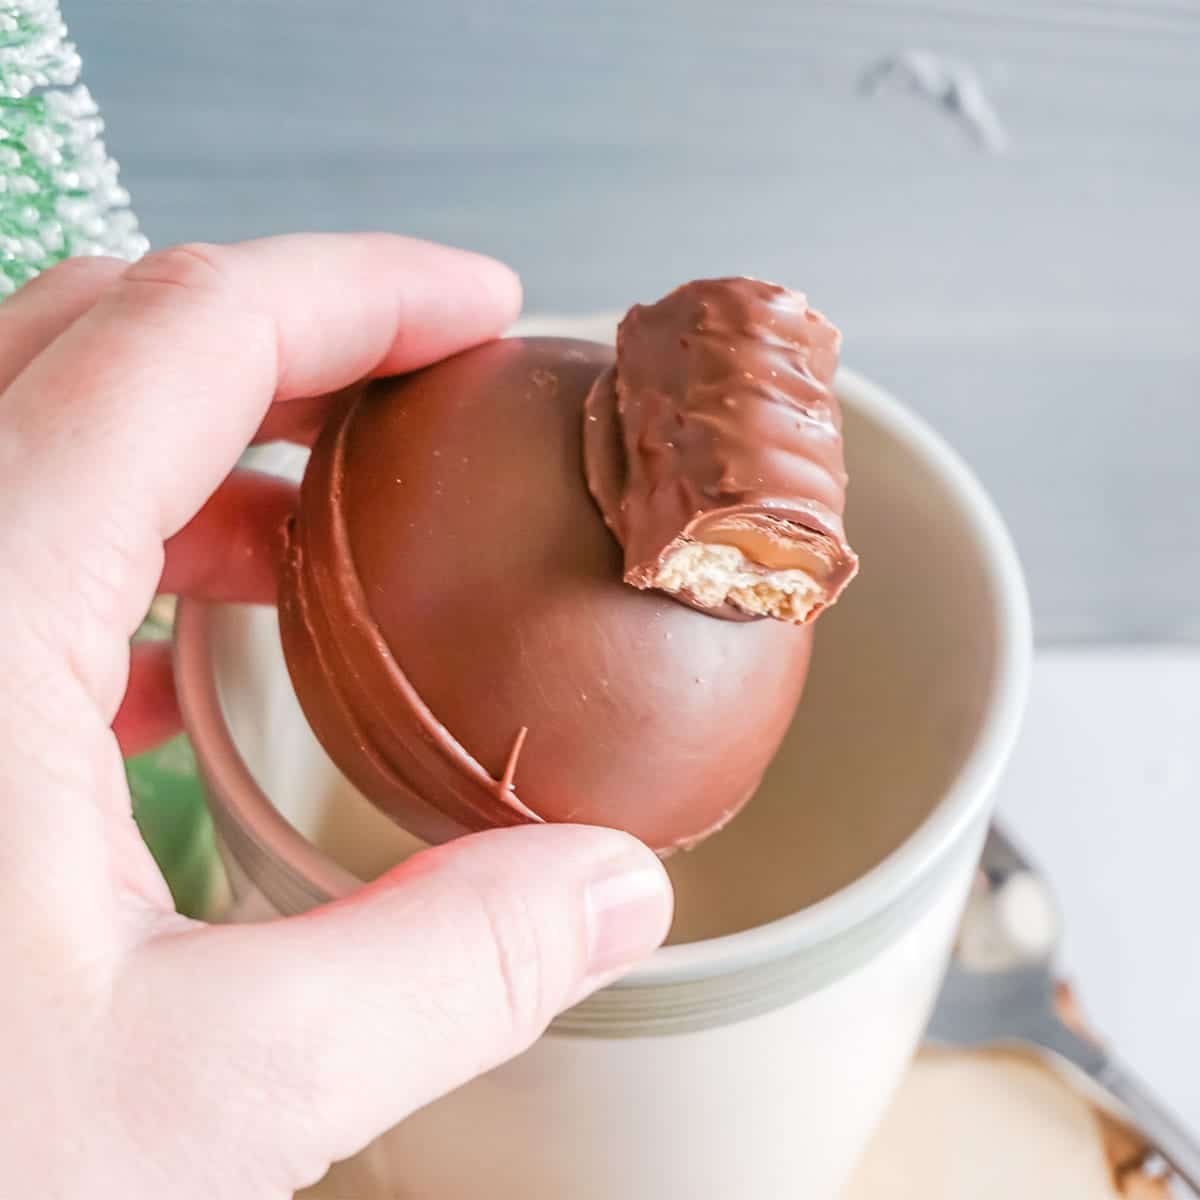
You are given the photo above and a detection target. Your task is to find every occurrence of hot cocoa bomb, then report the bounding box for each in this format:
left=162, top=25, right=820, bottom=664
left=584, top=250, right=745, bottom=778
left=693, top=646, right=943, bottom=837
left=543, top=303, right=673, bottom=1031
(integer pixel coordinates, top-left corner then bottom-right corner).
left=278, top=277, right=858, bottom=853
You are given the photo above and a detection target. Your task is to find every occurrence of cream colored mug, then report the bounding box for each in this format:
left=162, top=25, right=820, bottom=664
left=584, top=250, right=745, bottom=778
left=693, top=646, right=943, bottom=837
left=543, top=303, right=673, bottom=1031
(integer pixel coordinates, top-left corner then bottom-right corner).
left=175, top=332, right=1031, bottom=1200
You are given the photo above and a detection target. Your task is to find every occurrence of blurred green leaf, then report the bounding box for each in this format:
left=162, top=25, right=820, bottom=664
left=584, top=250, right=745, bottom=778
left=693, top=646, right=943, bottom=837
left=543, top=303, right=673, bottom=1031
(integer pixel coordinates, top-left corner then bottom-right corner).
left=125, top=734, right=217, bottom=920
left=127, top=598, right=218, bottom=919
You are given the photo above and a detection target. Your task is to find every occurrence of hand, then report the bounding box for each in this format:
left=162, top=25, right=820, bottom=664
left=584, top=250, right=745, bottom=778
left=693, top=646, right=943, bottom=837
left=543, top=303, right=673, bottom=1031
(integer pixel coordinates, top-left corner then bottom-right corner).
left=0, top=236, right=673, bottom=1198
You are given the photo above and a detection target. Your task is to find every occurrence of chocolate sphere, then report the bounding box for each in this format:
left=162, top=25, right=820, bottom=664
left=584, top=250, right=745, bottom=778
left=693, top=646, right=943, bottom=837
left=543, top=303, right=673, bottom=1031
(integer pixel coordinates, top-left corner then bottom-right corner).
left=278, top=336, right=823, bottom=852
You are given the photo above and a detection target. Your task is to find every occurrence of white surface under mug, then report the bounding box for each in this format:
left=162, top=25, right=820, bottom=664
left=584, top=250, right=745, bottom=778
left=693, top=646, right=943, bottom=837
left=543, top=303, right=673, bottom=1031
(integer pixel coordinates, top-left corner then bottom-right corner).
left=174, top=333, right=1031, bottom=1200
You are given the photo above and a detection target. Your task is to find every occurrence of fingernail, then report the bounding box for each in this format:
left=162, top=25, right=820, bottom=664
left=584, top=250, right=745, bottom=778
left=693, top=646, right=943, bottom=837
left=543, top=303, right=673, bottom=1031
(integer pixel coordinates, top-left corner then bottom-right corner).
left=584, top=856, right=673, bottom=979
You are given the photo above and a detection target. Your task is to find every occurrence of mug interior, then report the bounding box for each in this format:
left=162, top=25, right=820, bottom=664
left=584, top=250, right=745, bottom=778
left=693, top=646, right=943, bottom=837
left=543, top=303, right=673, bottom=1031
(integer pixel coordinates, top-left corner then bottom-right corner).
left=199, top=365, right=1023, bottom=959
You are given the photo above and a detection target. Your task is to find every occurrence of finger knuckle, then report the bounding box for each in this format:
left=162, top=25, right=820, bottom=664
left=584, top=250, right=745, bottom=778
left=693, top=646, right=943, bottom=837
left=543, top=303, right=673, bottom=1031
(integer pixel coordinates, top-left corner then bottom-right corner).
left=466, top=874, right=549, bottom=1044
left=120, top=242, right=230, bottom=299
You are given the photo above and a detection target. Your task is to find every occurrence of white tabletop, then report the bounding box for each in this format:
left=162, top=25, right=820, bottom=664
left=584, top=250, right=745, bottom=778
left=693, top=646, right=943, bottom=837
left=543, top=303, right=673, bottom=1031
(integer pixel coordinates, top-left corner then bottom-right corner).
left=996, top=647, right=1200, bottom=1130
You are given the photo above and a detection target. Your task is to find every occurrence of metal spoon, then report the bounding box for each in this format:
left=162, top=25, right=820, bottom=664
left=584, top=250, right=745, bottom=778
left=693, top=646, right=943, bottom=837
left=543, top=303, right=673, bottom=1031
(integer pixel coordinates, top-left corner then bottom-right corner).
left=928, top=824, right=1200, bottom=1194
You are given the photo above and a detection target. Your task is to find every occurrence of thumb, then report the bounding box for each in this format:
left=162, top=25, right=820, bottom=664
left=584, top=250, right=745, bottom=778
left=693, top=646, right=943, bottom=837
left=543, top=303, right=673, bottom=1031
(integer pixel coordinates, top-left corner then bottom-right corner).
left=135, top=825, right=672, bottom=1179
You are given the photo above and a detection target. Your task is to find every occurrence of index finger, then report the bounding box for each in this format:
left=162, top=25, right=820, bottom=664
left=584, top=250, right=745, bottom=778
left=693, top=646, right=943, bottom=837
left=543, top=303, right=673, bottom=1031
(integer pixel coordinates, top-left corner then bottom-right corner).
left=6, top=234, right=520, bottom=532
left=0, top=234, right=520, bottom=701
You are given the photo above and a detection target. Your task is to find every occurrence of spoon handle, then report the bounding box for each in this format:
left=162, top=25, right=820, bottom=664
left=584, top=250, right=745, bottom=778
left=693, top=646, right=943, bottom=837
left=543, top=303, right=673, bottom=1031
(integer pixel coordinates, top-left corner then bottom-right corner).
left=1094, top=1057, right=1200, bottom=1194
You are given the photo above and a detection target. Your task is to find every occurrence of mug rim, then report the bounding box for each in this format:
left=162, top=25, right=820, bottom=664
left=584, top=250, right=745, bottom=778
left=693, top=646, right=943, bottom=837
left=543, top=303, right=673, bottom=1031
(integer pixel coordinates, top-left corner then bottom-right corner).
left=174, top=364, right=1031, bottom=990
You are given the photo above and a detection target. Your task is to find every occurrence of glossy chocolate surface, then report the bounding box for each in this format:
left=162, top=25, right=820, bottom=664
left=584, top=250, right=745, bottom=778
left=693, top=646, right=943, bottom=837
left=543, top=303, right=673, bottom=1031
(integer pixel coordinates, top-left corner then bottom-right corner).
left=584, top=278, right=857, bottom=621
left=278, top=334, right=816, bottom=852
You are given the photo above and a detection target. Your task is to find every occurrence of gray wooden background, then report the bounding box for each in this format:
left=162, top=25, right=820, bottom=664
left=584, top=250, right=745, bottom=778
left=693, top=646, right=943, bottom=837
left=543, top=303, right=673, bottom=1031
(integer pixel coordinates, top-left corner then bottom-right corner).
left=72, top=1, right=1199, bottom=642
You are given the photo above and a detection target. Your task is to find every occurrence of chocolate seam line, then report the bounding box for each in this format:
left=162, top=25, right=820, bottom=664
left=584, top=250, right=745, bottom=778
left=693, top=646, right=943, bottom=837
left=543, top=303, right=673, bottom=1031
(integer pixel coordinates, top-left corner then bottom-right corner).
left=303, top=390, right=544, bottom=832
left=287, top=534, right=433, bottom=826
left=290, top=535, right=475, bottom=842
left=325, top=397, right=543, bottom=826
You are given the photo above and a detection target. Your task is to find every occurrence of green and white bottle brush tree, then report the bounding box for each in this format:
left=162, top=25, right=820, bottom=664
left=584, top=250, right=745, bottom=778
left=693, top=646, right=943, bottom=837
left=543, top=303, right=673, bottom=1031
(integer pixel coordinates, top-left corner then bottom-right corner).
left=0, top=0, right=146, bottom=297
